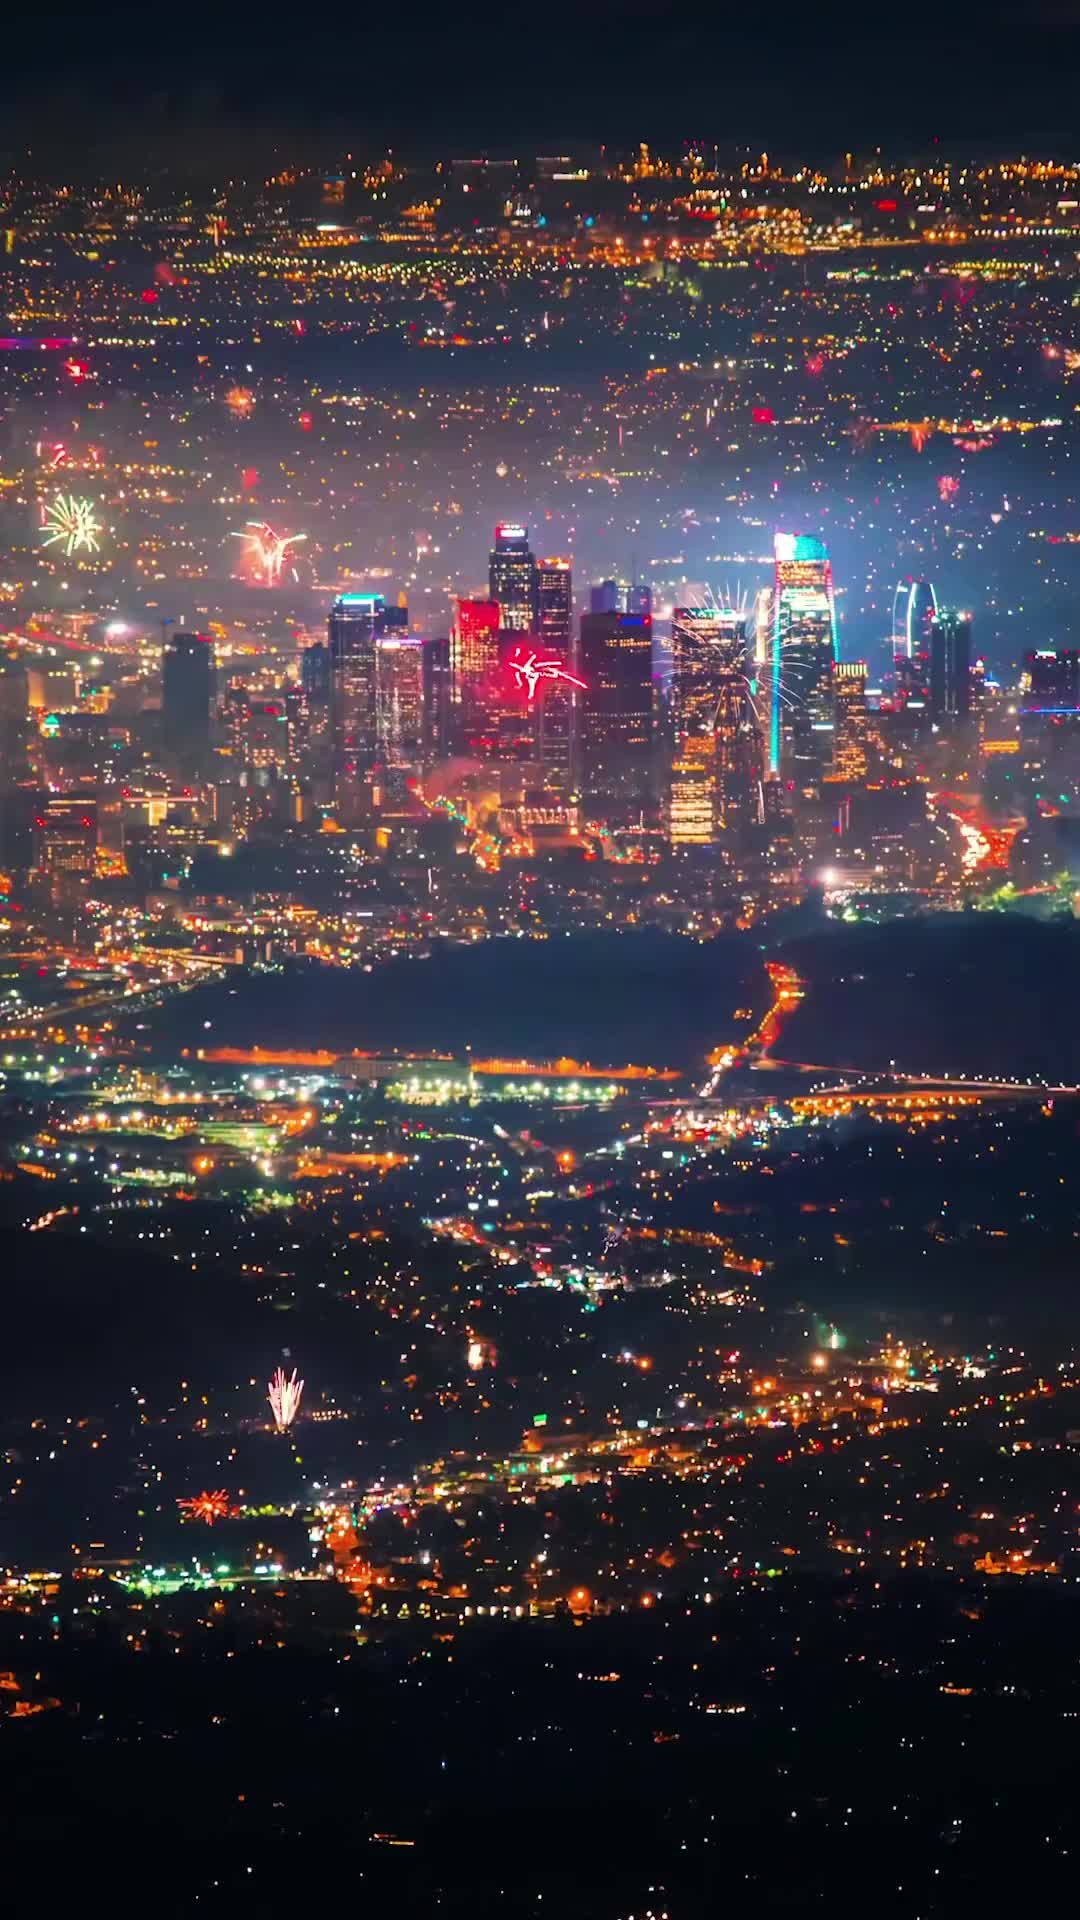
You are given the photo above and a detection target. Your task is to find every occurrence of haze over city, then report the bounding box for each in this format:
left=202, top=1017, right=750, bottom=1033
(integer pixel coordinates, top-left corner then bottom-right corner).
left=4, top=20, right=1080, bottom=1913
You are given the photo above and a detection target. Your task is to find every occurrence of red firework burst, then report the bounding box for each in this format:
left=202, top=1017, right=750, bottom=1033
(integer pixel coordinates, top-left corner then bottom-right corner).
left=178, top=1489, right=232, bottom=1525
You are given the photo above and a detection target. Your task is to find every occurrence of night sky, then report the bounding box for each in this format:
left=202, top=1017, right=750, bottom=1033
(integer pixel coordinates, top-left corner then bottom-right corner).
left=3, top=3, right=1080, bottom=172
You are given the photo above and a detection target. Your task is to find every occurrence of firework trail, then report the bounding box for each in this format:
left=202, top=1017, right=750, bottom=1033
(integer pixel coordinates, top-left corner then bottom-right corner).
left=268, top=1366, right=304, bottom=1430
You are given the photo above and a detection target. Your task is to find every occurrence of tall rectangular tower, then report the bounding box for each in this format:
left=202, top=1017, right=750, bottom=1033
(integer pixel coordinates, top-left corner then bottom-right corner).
left=579, top=609, right=653, bottom=813
left=929, top=611, right=972, bottom=721
left=162, top=631, right=215, bottom=773
left=832, top=661, right=870, bottom=781
left=376, top=635, right=425, bottom=768
left=537, top=556, right=573, bottom=654
left=451, top=597, right=502, bottom=748
left=489, top=524, right=537, bottom=632
left=772, top=533, right=837, bottom=778
left=328, top=593, right=385, bottom=821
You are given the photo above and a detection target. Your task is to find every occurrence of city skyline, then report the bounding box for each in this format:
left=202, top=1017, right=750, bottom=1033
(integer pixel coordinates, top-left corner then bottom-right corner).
left=4, top=96, right=1080, bottom=1918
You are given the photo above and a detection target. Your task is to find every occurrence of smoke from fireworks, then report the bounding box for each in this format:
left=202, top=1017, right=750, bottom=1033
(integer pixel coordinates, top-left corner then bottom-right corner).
left=40, top=493, right=102, bottom=556
left=268, top=1365, right=304, bottom=1430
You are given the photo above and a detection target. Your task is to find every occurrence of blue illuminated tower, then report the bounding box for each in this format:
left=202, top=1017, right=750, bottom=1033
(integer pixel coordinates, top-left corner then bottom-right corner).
left=771, top=533, right=837, bottom=777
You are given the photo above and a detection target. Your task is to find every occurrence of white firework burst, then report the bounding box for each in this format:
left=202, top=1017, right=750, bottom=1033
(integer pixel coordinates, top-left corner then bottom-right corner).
left=40, top=493, right=102, bottom=556
left=268, top=1365, right=304, bottom=1430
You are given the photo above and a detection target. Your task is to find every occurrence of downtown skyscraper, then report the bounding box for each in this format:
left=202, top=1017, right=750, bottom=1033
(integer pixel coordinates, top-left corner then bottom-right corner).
left=579, top=608, right=653, bottom=815
left=161, top=630, right=215, bottom=775
left=489, top=525, right=537, bottom=632
left=668, top=607, right=762, bottom=848
left=537, top=557, right=573, bottom=654
left=929, top=611, right=972, bottom=723
left=328, top=593, right=388, bottom=822
left=771, top=533, right=837, bottom=782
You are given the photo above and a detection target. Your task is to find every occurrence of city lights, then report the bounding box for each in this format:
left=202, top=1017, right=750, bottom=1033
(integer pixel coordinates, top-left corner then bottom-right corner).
left=2, top=119, right=1080, bottom=1917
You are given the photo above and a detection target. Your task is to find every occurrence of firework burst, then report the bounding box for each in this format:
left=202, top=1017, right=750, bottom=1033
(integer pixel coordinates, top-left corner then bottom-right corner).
left=177, top=1489, right=232, bottom=1525
left=225, top=384, right=255, bottom=418
left=268, top=1365, right=304, bottom=1430
left=40, top=493, right=102, bottom=556
left=231, top=520, right=308, bottom=586
left=507, top=647, right=586, bottom=702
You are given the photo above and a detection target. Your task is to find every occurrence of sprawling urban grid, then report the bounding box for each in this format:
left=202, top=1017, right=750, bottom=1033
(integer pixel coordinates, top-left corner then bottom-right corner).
left=3, top=143, right=1080, bottom=1913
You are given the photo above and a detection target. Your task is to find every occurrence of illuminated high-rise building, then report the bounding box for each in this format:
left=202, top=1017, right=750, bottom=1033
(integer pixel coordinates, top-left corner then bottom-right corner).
left=487, top=559, right=577, bottom=786
left=489, top=524, right=537, bottom=631
left=928, top=610, right=972, bottom=722
left=771, top=533, right=837, bottom=777
left=451, top=597, right=501, bottom=748
left=301, top=640, right=330, bottom=712
left=832, top=661, right=870, bottom=781
left=533, top=613, right=579, bottom=790
left=328, top=593, right=387, bottom=821
left=538, top=557, right=573, bottom=653
left=714, top=674, right=765, bottom=842
left=372, top=633, right=426, bottom=813
left=1018, top=649, right=1080, bottom=789
left=33, top=793, right=97, bottom=900
left=668, top=735, right=715, bottom=844
left=162, top=631, right=215, bottom=773
left=892, top=577, right=937, bottom=660
left=223, top=692, right=298, bottom=834
left=534, top=683, right=575, bottom=790
left=671, top=607, right=744, bottom=736
left=298, top=641, right=331, bottom=770
left=668, top=607, right=734, bottom=845
left=376, top=635, right=425, bottom=768
left=579, top=610, right=653, bottom=812
left=242, top=697, right=292, bottom=775
left=422, top=634, right=452, bottom=763
left=590, top=579, right=620, bottom=615
left=1020, top=648, right=1080, bottom=715
left=891, top=577, right=935, bottom=710
left=667, top=608, right=762, bottom=847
